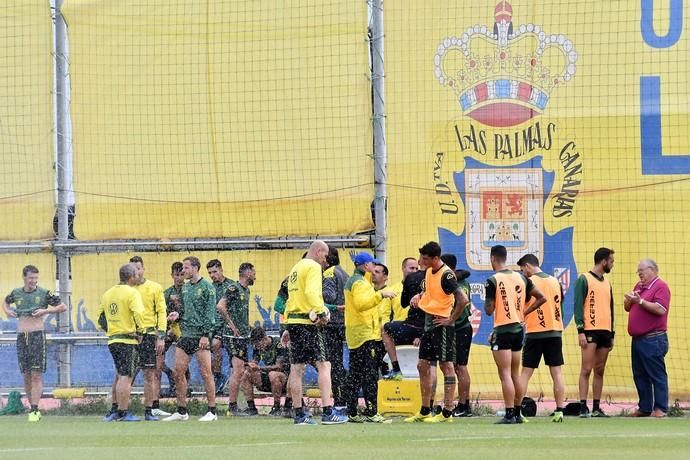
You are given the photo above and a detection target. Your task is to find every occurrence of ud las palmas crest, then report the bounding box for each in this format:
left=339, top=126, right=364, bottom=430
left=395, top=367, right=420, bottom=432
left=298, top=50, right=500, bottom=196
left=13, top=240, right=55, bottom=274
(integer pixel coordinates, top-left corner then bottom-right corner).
left=432, top=1, right=582, bottom=345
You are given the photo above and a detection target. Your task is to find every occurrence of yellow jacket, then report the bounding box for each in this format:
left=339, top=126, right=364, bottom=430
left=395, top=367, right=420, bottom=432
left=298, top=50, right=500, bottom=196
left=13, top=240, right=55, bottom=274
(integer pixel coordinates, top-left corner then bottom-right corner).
left=97, top=284, right=145, bottom=345
left=136, top=279, right=167, bottom=336
left=389, top=281, right=407, bottom=321
left=376, top=290, right=392, bottom=339
left=285, top=258, right=325, bottom=324
left=344, top=269, right=383, bottom=349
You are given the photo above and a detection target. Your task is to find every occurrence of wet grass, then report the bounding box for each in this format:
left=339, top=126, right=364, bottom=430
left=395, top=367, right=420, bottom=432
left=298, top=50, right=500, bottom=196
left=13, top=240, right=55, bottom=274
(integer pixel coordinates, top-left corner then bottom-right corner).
left=1, top=414, right=689, bottom=459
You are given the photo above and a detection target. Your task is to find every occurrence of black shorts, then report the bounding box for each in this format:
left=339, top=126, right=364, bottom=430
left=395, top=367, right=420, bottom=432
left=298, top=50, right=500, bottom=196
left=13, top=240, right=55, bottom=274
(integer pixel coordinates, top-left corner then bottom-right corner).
left=257, top=369, right=272, bottom=392
left=522, top=336, right=564, bottom=368
left=419, top=326, right=456, bottom=363
left=109, top=343, right=138, bottom=377
left=177, top=336, right=204, bottom=356
left=490, top=330, right=523, bottom=352
left=164, top=336, right=175, bottom=353
left=585, top=330, right=614, bottom=349
left=383, top=321, right=424, bottom=345
left=138, top=334, right=158, bottom=369
left=17, top=331, right=46, bottom=374
left=454, top=326, right=472, bottom=366
left=287, top=324, right=327, bottom=364
left=225, top=337, right=249, bottom=362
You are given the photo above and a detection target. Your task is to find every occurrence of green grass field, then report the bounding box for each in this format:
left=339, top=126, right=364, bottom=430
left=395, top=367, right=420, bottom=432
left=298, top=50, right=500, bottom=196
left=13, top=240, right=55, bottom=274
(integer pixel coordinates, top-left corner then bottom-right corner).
left=1, top=415, right=689, bottom=460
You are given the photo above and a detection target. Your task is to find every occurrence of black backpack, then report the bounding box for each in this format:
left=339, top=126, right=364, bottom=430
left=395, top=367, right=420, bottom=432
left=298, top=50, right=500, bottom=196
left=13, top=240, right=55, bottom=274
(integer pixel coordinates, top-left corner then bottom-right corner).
left=521, top=397, right=537, bottom=417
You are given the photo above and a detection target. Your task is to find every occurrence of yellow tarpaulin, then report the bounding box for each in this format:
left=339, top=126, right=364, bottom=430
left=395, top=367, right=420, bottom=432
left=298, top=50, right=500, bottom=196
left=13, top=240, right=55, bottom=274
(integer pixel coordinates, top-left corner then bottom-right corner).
left=385, top=1, right=690, bottom=398
left=62, top=0, right=373, bottom=239
left=0, top=2, right=55, bottom=241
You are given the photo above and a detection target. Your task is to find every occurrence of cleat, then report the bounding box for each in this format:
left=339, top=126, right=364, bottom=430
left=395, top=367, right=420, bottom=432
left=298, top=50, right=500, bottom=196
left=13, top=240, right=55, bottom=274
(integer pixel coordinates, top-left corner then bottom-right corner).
left=198, top=411, right=218, bottom=422
left=384, top=370, right=403, bottom=381
left=28, top=410, right=42, bottom=422
left=552, top=411, right=564, bottom=423
left=495, top=416, right=517, bottom=424
left=591, top=409, right=610, bottom=418
left=348, top=414, right=366, bottom=423
left=294, top=414, right=317, bottom=425
left=227, top=406, right=248, bottom=417
left=151, top=408, right=171, bottom=417
left=579, top=406, right=590, bottom=418
left=404, top=412, right=432, bottom=423
left=268, top=406, right=282, bottom=417
left=432, top=405, right=443, bottom=416
left=162, top=411, right=189, bottom=421
left=423, top=412, right=453, bottom=423
left=144, top=413, right=159, bottom=421
left=515, top=414, right=529, bottom=423
left=119, top=412, right=141, bottom=422
left=365, top=413, right=393, bottom=424
left=452, top=405, right=473, bottom=417
left=241, top=407, right=259, bottom=416
left=321, top=412, right=348, bottom=425
left=103, top=411, right=121, bottom=422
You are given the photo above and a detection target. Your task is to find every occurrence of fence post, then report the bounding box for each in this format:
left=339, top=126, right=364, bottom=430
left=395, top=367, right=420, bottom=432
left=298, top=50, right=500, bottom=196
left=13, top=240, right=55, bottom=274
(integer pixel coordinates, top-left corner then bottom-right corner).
left=371, top=0, right=387, bottom=264
left=53, top=0, right=74, bottom=387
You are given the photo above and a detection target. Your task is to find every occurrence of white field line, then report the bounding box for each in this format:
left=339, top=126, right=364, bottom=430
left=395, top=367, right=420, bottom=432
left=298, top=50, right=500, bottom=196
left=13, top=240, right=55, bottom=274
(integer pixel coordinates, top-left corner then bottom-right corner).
left=410, top=432, right=689, bottom=442
left=0, top=441, right=301, bottom=453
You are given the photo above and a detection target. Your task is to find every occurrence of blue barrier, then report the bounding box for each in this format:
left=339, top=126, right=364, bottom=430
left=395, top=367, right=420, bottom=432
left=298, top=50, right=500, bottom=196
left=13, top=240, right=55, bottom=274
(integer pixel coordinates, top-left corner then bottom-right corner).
left=0, top=339, right=350, bottom=390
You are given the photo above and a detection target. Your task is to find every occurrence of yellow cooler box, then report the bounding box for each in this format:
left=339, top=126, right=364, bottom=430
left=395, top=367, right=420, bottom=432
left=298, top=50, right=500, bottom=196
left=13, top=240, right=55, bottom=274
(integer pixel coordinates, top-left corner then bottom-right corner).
left=377, top=379, right=422, bottom=416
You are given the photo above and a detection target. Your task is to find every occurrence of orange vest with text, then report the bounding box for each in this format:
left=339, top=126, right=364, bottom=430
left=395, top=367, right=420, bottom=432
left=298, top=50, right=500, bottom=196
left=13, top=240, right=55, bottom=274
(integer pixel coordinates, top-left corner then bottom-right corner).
left=492, top=271, right=526, bottom=327
left=525, top=273, right=563, bottom=333
left=583, top=272, right=612, bottom=331
left=418, top=266, right=455, bottom=318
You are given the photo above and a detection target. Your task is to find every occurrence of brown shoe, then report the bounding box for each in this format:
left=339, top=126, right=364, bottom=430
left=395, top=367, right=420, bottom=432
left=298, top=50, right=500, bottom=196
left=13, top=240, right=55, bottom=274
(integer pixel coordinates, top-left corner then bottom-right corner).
left=651, top=409, right=667, bottom=418
left=629, top=410, right=650, bottom=417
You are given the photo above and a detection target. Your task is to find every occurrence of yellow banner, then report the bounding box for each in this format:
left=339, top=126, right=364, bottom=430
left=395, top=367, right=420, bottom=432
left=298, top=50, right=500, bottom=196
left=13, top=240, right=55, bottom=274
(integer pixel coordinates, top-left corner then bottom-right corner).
left=386, top=1, right=690, bottom=398
left=62, top=0, right=373, bottom=239
left=0, top=2, right=55, bottom=240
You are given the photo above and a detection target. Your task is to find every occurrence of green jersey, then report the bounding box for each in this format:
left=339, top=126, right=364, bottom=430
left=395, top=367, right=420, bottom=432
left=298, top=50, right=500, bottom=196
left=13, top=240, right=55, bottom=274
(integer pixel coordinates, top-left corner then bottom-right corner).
left=224, top=281, right=250, bottom=336
left=254, top=336, right=289, bottom=372
left=163, top=284, right=183, bottom=316
left=5, top=287, right=61, bottom=317
left=212, top=277, right=234, bottom=330
left=180, top=277, right=216, bottom=338
left=454, top=279, right=472, bottom=330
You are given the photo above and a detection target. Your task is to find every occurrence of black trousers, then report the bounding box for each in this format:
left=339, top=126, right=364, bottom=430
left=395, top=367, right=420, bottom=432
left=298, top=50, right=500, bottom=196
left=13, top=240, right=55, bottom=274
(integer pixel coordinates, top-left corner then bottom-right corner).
left=324, top=325, right=347, bottom=406
left=345, top=340, right=379, bottom=416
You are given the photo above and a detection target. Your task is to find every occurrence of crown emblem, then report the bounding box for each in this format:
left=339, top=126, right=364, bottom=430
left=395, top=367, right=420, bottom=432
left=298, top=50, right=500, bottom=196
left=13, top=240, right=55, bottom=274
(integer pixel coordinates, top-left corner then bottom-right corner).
left=434, top=1, right=577, bottom=127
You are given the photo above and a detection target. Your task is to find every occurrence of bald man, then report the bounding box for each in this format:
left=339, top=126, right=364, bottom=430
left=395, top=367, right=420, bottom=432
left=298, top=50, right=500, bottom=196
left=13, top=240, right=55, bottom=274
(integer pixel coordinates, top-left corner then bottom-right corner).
left=281, top=241, right=348, bottom=425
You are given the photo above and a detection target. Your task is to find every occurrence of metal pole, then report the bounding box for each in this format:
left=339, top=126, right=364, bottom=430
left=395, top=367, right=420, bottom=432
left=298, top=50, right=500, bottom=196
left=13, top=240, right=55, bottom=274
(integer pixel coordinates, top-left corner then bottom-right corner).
left=53, top=0, right=73, bottom=387
left=371, top=0, right=387, bottom=264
